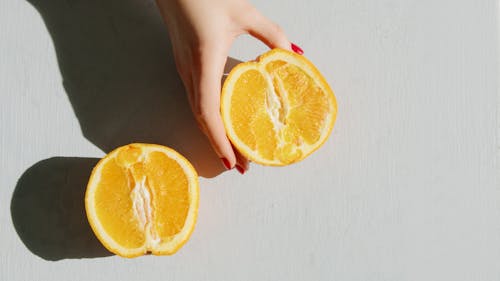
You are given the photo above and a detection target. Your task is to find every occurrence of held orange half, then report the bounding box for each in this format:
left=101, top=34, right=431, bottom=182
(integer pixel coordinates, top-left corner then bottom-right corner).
left=221, top=49, right=337, bottom=166
left=85, top=143, right=199, bottom=258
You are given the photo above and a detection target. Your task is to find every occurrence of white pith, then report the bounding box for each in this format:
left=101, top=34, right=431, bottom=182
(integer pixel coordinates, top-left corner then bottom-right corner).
left=130, top=175, right=161, bottom=248
left=263, top=70, right=302, bottom=157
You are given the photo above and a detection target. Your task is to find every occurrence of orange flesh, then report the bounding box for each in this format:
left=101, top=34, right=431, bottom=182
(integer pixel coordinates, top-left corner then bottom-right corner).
left=93, top=146, right=190, bottom=250
left=145, top=151, right=189, bottom=239
left=229, top=59, right=330, bottom=164
left=95, top=159, right=145, bottom=249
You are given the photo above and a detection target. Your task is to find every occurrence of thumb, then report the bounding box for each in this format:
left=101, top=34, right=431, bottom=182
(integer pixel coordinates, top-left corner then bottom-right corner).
left=246, top=11, right=291, bottom=50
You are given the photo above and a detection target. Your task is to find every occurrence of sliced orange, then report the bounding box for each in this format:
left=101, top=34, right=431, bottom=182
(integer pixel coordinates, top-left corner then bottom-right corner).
left=85, top=143, right=199, bottom=257
left=221, top=49, right=337, bottom=166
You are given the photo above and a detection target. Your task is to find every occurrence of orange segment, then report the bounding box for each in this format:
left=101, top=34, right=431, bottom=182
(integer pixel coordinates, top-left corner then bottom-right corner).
left=144, top=151, right=190, bottom=239
left=94, top=159, right=145, bottom=249
left=230, top=68, right=266, bottom=150
left=85, top=143, right=199, bottom=257
left=253, top=110, right=278, bottom=160
left=221, top=48, right=337, bottom=166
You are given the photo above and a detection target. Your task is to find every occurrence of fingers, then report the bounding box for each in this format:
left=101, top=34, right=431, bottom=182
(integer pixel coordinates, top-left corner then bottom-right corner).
left=245, top=9, right=291, bottom=50
left=233, top=144, right=249, bottom=174
left=191, top=44, right=244, bottom=171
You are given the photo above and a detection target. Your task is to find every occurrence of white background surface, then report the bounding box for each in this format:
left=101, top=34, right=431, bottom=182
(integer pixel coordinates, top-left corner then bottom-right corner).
left=1, top=0, right=498, bottom=280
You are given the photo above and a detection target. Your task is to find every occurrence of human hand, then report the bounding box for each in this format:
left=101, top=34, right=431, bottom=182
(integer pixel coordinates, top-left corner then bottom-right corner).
left=156, top=0, right=303, bottom=174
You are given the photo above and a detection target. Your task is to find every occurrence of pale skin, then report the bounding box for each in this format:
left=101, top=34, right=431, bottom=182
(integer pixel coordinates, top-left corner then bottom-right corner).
left=156, top=0, right=303, bottom=174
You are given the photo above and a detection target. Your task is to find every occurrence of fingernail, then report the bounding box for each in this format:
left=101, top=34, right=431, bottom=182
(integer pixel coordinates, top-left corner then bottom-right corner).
left=221, top=158, right=231, bottom=170
left=235, top=165, right=245, bottom=175
left=291, top=43, right=304, bottom=55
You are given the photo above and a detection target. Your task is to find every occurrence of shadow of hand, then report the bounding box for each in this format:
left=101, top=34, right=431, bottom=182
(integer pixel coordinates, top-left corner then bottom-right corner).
left=29, top=0, right=228, bottom=177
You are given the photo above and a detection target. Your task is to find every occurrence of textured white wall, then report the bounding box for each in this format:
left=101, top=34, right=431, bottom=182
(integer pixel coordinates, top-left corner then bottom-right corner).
left=1, top=0, right=498, bottom=280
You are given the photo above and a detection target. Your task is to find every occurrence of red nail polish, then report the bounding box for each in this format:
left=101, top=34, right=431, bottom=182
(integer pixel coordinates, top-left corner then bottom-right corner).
left=221, top=158, right=231, bottom=169
left=235, top=165, right=245, bottom=175
left=291, top=43, right=304, bottom=55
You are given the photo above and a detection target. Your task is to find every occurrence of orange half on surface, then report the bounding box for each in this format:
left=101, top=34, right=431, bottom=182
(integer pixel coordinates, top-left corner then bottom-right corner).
left=221, top=49, right=337, bottom=166
left=85, top=143, right=199, bottom=258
